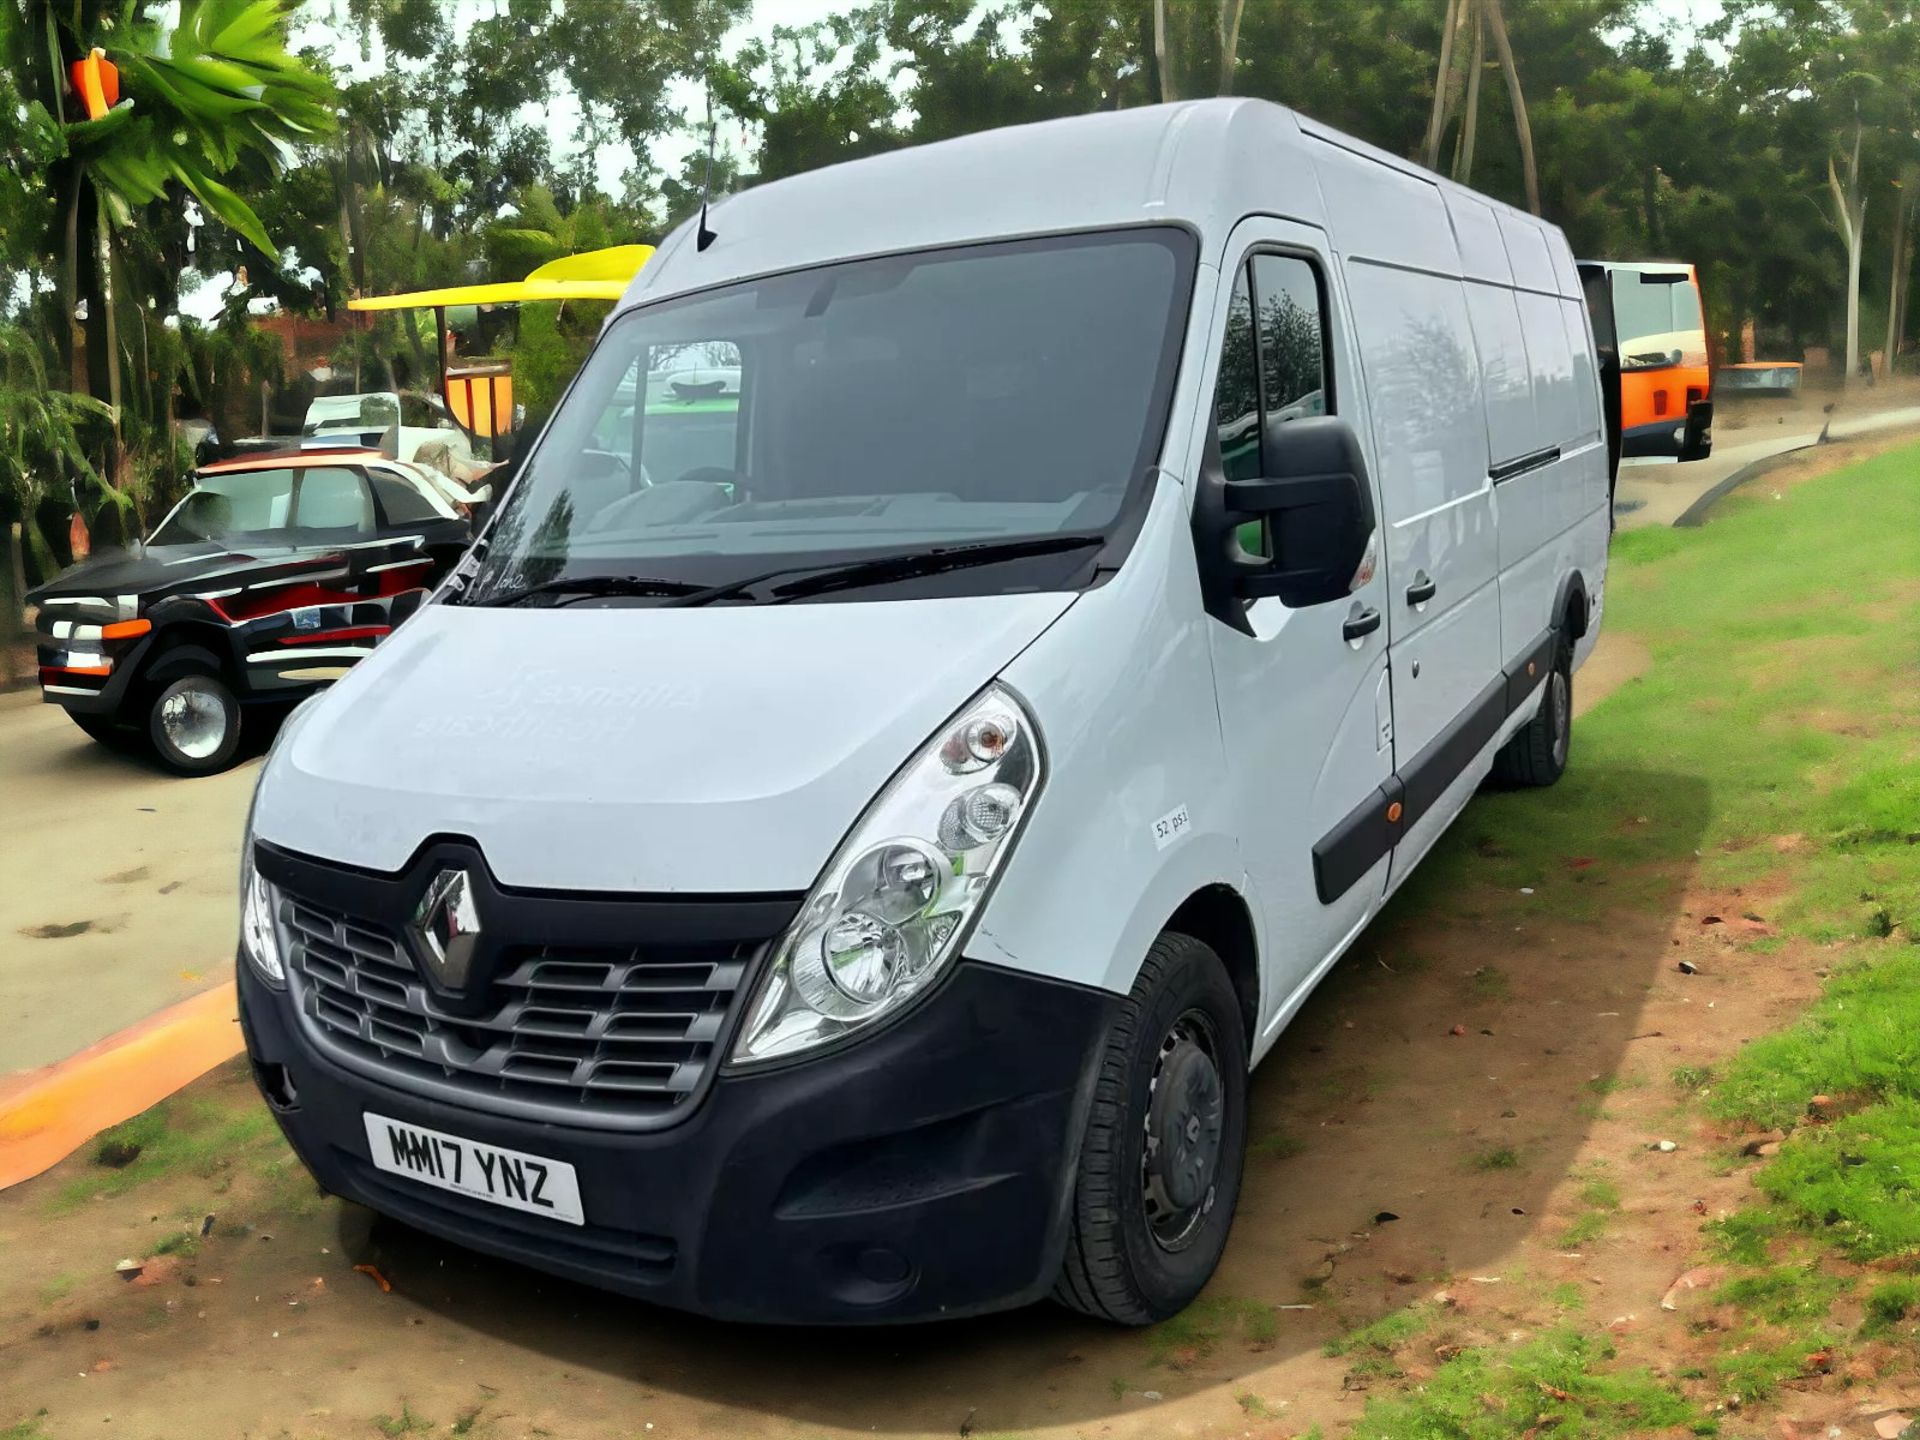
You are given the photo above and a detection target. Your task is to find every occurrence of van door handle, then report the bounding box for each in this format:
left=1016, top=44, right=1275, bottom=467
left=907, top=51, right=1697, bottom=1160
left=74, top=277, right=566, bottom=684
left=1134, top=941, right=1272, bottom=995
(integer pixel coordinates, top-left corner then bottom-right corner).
left=1406, top=576, right=1437, bottom=606
left=1343, top=607, right=1382, bottom=642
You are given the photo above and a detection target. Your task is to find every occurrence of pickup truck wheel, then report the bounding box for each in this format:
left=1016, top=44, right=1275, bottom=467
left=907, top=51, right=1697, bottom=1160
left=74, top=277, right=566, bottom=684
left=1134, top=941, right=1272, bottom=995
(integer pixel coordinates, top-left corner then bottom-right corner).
left=147, top=671, right=242, bottom=776
left=1054, top=932, right=1248, bottom=1325
left=1492, top=633, right=1572, bottom=788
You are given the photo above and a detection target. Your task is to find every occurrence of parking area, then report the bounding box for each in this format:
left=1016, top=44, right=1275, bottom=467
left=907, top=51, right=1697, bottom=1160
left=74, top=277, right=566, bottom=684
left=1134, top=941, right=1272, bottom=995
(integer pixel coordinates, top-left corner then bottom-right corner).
left=5, top=438, right=1920, bottom=1439
left=0, top=623, right=1820, bottom=1438
left=0, top=691, right=255, bottom=1077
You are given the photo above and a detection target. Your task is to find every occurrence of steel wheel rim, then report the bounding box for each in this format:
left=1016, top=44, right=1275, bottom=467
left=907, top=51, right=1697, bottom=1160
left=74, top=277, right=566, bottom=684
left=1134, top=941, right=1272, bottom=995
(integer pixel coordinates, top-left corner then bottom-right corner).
left=1550, top=669, right=1570, bottom=768
left=160, top=683, right=228, bottom=761
left=1141, top=1008, right=1226, bottom=1253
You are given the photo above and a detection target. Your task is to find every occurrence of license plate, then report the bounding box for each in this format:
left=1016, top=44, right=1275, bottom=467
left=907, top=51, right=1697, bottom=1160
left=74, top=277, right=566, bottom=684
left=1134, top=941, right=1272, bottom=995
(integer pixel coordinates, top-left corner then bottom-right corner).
left=362, top=1113, right=585, bottom=1226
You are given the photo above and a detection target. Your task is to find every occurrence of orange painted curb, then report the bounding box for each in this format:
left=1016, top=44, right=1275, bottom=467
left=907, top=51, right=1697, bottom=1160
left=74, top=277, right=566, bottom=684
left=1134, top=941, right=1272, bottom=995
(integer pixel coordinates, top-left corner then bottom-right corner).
left=0, top=981, right=243, bottom=1191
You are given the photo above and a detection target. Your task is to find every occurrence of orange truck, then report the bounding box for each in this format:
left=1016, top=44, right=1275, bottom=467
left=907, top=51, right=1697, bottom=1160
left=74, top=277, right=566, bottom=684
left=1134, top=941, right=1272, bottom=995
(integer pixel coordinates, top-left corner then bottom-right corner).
left=1585, top=261, right=1713, bottom=461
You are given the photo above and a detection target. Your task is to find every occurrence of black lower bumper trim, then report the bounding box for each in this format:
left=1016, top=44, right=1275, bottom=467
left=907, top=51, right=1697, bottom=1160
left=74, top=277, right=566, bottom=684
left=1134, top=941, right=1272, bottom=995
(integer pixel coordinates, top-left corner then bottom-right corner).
left=240, top=953, right=1115, bottom=1324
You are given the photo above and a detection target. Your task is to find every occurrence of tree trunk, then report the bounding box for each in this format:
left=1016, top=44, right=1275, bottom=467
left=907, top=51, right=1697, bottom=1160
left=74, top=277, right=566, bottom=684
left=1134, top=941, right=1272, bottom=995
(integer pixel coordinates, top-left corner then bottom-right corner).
left=6, top=521, right=26, bottom=631
left=1216, top=0, right=1246, bottom=95
left=1455, top=11, right=1485, bottom=184
left=96, top=202, right=122, bottom=478
left=1829, top=130, right=1866, bottom=387
left=1153, top=0, right=1175, bottom=102
left=58, top=175, right=85, bottom=384
left=1887, top=190, right=1911, bottom=373
left=1482, top=0, right=1539, bottom=215
left=1423, top=0, right=1464, bottom=170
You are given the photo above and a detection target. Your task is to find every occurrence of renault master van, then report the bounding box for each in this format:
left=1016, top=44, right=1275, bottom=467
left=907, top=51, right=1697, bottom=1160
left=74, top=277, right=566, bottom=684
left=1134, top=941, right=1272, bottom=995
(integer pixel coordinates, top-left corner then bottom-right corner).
left=238, top=99, right=1613, bottom=1326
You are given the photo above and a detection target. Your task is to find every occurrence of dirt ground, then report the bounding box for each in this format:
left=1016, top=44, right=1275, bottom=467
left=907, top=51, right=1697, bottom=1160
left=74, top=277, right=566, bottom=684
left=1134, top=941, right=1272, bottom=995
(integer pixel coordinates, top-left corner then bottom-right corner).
left=1714, top=374, right=1920, bottom=438
left=0, top=689, right=259, bottom=1075
left=10, top=641, right=1911, bottom=1440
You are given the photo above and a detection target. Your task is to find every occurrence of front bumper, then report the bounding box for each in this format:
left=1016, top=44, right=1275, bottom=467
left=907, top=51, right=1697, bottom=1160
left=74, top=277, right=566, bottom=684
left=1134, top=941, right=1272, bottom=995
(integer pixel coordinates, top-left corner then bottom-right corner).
left=239, top=953, right=1114, bottom=1323
left=36, top=633, right=153, bottom=715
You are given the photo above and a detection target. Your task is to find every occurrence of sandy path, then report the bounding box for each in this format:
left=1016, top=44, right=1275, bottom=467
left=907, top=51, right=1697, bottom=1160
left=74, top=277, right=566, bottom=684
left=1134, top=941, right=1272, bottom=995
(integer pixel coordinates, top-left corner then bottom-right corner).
left=0, top=693, right=257, bottom=1076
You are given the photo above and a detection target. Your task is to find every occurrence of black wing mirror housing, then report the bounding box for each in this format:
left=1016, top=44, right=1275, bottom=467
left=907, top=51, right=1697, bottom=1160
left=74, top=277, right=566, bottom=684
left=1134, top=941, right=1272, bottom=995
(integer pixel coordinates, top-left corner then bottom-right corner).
left=1222, top=416, right=1376, bottom=609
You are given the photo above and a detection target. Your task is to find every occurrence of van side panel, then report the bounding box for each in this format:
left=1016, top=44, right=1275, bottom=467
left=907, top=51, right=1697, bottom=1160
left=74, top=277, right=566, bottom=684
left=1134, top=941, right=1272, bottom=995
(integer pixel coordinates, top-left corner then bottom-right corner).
left=1445, top=193, right=1515, bottom=286
left=1464, top=283, right=1535, bottom=469
left=1310, top=141, right=1464, bottom=275
left=1491, top=227, right=1611, bottom=679
left=1496, top=211, right=1559, bottom=295
left=1341, top=259, right=1501, bottom=762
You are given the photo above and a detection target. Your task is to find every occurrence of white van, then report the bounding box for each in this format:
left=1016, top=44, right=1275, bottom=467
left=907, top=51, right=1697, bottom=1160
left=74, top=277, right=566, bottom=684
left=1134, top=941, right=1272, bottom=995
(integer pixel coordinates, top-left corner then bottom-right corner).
left=237, top=99, right=1612, bottom=1326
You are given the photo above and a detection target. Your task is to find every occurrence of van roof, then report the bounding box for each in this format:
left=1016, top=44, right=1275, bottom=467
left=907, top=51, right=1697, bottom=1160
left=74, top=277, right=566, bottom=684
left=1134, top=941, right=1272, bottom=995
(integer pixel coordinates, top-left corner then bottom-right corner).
left=619, top=97, right=1577, bottom=313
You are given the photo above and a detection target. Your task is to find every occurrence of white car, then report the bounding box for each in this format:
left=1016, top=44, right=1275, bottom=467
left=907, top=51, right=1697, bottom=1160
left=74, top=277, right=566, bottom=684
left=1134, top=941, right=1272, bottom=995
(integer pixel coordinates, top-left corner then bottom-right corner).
left=303, top=391, right=477, bottom=469
left=238, top=98, right=1612, bottom=1326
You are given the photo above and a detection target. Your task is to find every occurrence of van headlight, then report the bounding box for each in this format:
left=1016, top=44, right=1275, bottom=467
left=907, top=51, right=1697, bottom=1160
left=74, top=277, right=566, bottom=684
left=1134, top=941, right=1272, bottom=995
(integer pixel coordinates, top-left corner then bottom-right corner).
left=731, top=684, right=1043, bottom=1065
left=239, top=836, right=285, bottom=986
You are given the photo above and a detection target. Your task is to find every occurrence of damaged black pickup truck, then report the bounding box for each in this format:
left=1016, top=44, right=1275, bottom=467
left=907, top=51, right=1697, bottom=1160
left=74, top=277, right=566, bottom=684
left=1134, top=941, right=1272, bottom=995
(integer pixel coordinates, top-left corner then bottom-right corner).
left=28, top=448, right=479, bottom=775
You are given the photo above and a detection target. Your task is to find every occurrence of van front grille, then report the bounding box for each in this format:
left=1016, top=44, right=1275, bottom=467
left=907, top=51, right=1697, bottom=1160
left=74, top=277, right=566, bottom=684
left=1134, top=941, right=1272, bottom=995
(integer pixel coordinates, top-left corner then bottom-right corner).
left=285, top=896, right=756, bottom=1127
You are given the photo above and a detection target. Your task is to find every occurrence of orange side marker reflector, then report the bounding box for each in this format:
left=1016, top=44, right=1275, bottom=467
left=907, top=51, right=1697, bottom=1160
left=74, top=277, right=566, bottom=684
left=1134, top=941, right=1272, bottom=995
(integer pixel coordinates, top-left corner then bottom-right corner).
left=1526, top=661, right=1537, bottom=677
left=0, top=982, right=241, bottom=1192
left=1386, top=801, right=1403, bottom=823
left=102, top=618, right=151, bottom=640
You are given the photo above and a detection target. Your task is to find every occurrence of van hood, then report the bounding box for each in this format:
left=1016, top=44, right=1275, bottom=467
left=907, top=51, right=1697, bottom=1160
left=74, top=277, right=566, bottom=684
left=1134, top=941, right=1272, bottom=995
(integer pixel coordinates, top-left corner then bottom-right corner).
left=252, top=592, right=1075, bottom=893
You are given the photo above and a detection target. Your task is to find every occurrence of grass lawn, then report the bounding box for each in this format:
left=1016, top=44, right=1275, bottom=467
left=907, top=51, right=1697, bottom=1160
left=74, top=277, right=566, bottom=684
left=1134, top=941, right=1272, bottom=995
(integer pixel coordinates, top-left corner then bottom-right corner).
left=1350, top=440, right=1920, bottom=1434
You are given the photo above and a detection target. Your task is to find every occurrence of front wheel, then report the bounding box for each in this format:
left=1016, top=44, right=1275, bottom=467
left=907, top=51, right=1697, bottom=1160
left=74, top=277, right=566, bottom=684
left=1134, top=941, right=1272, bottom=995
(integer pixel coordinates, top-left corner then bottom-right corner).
left=147, top=671, right=242, bottom=776
left=1054, top=932, right=1249, bottom=1325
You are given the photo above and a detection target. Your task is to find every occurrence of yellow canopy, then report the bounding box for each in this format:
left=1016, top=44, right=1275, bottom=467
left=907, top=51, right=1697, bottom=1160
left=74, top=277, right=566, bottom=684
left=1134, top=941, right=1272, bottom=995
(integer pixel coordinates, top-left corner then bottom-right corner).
left=347, top=244, right=653, bottom=312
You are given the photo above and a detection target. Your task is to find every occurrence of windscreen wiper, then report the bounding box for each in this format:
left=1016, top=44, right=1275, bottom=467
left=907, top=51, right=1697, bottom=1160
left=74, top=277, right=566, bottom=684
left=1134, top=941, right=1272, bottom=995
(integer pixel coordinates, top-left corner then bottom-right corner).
left=663, top=533, right=1107, bottom=608
left=470, top=574, right=707, bottom=608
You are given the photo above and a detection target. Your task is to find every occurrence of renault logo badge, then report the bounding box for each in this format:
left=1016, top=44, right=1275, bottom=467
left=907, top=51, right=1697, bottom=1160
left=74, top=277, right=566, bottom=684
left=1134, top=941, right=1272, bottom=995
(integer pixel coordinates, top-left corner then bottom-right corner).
left=411, top=869, right=481, bottom=987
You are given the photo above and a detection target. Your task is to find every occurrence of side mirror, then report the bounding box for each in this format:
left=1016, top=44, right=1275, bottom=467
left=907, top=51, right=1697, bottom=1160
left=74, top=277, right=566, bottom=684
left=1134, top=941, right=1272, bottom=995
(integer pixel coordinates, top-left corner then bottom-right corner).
left=1221, top=416, right=1376, bottom=609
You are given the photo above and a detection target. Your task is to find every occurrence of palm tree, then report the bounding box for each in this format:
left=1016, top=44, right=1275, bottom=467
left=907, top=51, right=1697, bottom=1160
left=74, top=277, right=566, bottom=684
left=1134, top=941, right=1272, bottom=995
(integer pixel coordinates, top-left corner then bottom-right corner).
left=34, top=0, right=334, bottom=467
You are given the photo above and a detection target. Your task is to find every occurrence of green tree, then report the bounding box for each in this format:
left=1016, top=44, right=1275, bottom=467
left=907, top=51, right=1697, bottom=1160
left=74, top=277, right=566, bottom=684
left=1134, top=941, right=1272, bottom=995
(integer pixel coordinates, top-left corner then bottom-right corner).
left=25, top=0, right=334, bottom=493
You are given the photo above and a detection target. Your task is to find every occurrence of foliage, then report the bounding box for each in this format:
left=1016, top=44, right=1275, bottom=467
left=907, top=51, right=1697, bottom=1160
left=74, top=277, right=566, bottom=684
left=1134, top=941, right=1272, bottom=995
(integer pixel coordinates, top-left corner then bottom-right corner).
left=1750, top=1099, right=1920, bottom=1261
left=0, top=324, right=114, bottom=574
left=1712, top=952, right=1920, bottom=1129
left=1349, top=1328, right=1711, bottom=1438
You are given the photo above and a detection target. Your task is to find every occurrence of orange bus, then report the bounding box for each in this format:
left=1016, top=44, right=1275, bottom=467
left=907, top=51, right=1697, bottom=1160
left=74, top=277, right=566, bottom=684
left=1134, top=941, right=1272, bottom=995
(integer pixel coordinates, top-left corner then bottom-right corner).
left=1590, top=261, right=1713, bottom=461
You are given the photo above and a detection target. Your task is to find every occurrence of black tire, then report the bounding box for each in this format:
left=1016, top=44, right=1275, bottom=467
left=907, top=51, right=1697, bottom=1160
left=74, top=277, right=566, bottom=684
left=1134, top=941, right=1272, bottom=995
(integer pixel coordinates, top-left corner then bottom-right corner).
left=1054, top=932, right=1249, bottom=1325
left=146, top=670, right=243, bottom=776
left=1492, top=630, right=1572, bottom=787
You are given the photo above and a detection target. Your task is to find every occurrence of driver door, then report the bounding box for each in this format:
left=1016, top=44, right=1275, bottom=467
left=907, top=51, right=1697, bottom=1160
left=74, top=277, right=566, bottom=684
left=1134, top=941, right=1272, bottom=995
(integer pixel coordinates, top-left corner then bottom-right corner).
left=1201, top=220, right=1397, bottom=1039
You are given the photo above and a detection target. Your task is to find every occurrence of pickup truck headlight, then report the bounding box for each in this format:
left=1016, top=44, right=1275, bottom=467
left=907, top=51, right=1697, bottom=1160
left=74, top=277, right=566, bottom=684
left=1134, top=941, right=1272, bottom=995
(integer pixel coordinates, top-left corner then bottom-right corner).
left=239, top=836, right=285, bottom=986
left=732, top=684, right=1043, bottom=1065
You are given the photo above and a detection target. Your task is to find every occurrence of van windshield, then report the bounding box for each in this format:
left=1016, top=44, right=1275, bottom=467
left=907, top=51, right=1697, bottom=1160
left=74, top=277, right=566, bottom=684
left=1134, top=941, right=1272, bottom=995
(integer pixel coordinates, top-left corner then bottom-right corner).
left=462, top=228, right=1195, bottom=604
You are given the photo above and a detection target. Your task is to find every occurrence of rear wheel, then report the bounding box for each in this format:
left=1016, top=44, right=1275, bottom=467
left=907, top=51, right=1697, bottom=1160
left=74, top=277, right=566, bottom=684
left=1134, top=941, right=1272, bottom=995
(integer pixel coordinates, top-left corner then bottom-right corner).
left=1492, top=631, right=1572, bottom=787
left=1054, top=932, right=1249, bottom=1325
left=147, top=671, right=242, bottom=776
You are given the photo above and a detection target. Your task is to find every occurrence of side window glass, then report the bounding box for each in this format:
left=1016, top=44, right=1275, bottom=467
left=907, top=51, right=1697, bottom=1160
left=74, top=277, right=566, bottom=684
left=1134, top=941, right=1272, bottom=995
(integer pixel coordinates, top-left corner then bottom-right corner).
left=1213, top=266, right=1260, bottom=484
left=1250, top=254, right=1329, bottom=422
left=293, top=467, right=375, bottom=536
left=370, top=473, right=442, bottom=525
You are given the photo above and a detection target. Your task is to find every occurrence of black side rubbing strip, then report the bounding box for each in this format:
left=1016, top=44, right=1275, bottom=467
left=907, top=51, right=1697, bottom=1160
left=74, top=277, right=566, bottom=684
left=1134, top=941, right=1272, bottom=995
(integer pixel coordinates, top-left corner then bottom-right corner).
left=1397, top=675, right=1508, bottom=822
left=1312, top=776, right=1405, bottom=904
left=1310, top=624, right=1563, bottom=905
left=1502, top=628, right=1557, bottom=716
left=1489, top=446, right=1562, bottom=483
